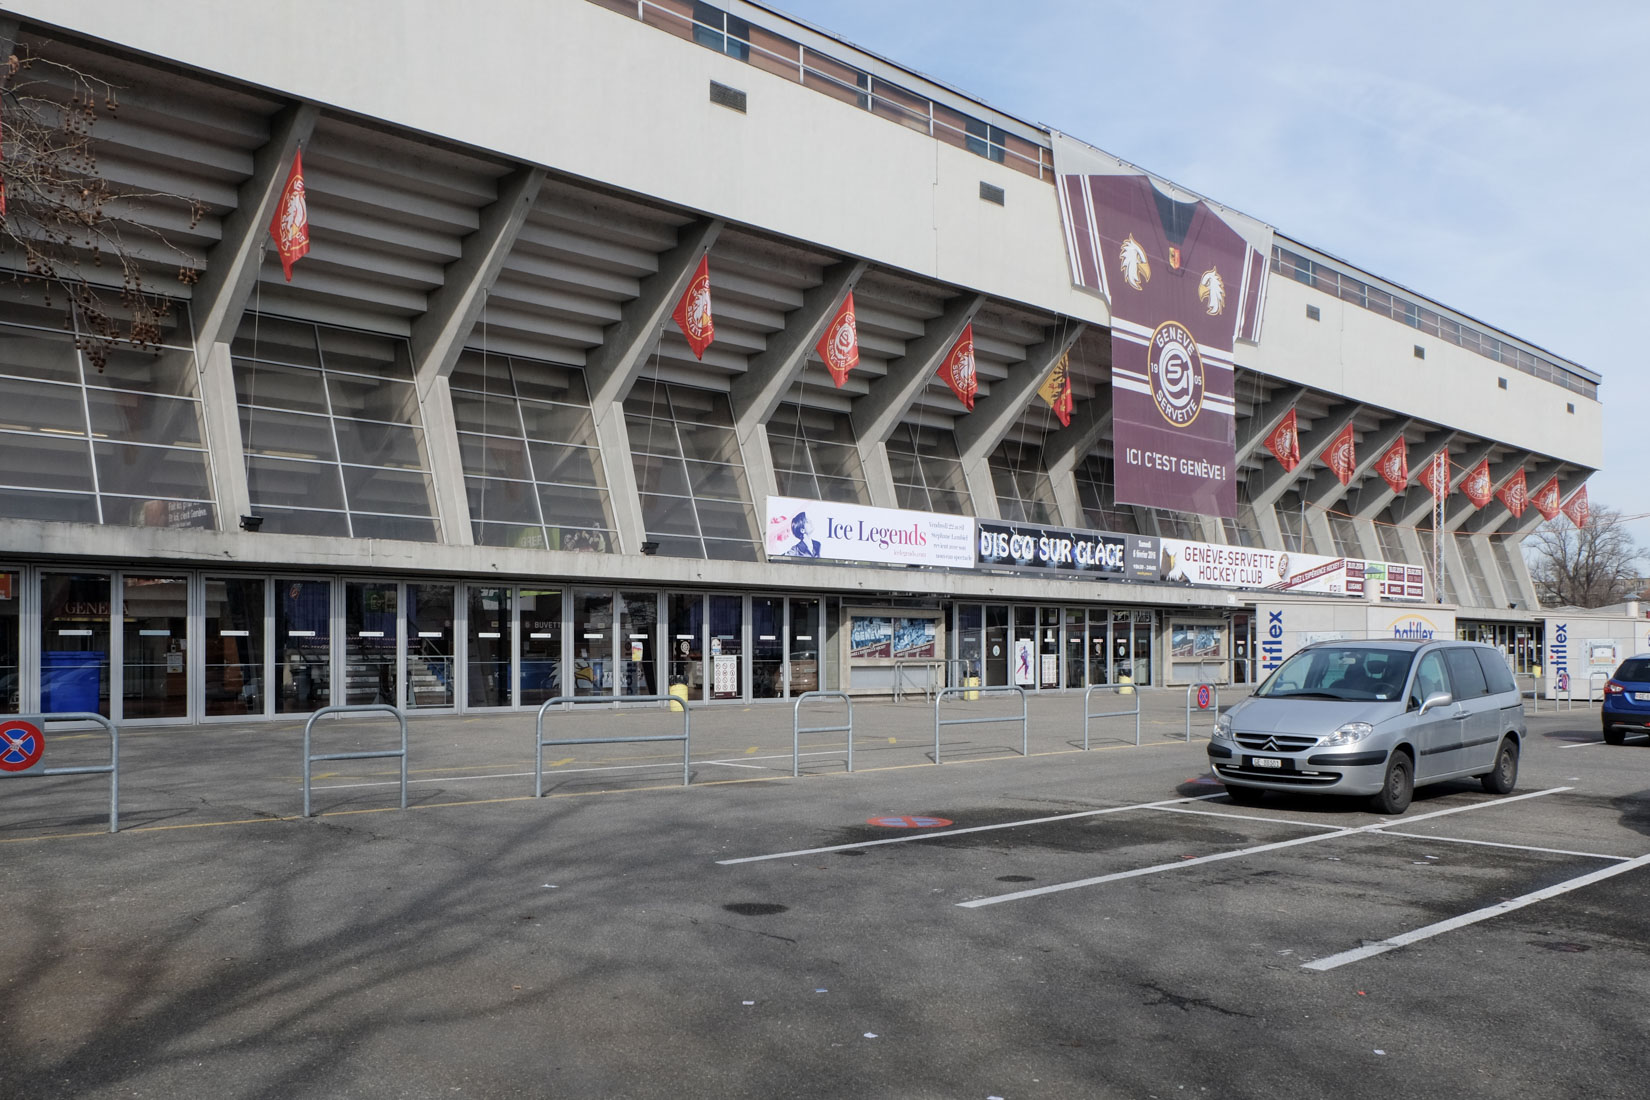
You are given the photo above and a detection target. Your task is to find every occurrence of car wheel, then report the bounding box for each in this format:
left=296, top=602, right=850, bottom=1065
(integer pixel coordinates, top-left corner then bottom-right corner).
left=1369, top=752, right=1413, bottom=815
left=1225, top=783, right=1266, bottom=805
left=1602, top=722, right=1625, bottom=745
left=1480, top=738, right=1519, bottom=794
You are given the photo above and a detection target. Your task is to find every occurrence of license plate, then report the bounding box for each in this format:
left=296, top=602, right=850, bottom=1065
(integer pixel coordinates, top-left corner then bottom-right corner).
left=1635, top=692, right=1650, bottom=702
left=1250, top=756, right=1284, bottom=769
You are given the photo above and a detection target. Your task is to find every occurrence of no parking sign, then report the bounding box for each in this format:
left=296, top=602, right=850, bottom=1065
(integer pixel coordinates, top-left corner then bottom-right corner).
left=1196, top=684, right=1212, bottom=710
left=0, top=719, right=46, bottom=776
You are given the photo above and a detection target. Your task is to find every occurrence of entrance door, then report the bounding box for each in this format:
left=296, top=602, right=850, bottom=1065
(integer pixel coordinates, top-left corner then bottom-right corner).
left=956, top=604, right=983, bottom=685
left=751, top=597, right=783, bottom=699
left=405, top=583, right=455, bottom=709
left=122, top=575, right=189, bottom=719
left=1089, top=610, right=1110, bottom=686
left=1112, top=610, right=1132, bottom=686
left=1, top=569, right=20, bottom=712
left=1231, top=614, right=1253, bottom=685
left=344, top=581, right=398, bottom=705
left=708, top=594, right=742, bottom=700
left=275, top=579, right=331, bottom=713
left=466, top=585, right=512, bottom=708
left=619, top=591, right=658, bottom=697
left=573, top=589, right=613, bottom=697
left=1064, top=608, right=1086, bottom=688
left=1132, top=613, right=1154, bottom=686
left=205, top=577, right=265, bottom=717
left=1039, top=607, right=1060, bottom=689
left=41, top=573, right=111, bottom=716
left=667, top=593, right=704, bottom=702
left=519, top=588, right=562, bottom=705
left=984, top=605, right=1008, bottom=687
left=788, top=598, right=820, bottom=695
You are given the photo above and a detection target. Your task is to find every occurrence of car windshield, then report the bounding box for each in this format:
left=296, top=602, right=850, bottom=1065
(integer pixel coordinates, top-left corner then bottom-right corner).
left=1616, top=658, right=1650, bottom=683
left=1254, top=646, right=1417, bottom=701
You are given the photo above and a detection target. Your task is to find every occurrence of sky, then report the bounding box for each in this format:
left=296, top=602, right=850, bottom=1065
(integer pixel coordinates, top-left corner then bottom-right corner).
left=769, top=0, right=1650, bottom=549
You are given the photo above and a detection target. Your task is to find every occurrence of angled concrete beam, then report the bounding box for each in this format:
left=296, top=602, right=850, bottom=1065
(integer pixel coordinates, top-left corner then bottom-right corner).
left=860, top=442, right=899, bottom=510
left=731, top=259, right=867, bottom=441
left=1043, top=391, right=1112, bottom=529
left=412, top=166, right=546, bottom=396
left=1392, top=436, right=1493, bottom=528
left=1355, top=426, right=1454, bottom=521
left=1235, top=384, right=1308, bottom=464
left=1248, top=402, right=1362, bottom=508
left=955, top=324, right=1086, bottom=469
left=585, top=218, right=724, bottom=410
left=850, top=293, right=985, bottom=445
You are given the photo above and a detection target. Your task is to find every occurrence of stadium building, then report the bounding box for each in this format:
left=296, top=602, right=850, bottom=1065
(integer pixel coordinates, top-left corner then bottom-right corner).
left=0, top=1, right=1602, bottom=724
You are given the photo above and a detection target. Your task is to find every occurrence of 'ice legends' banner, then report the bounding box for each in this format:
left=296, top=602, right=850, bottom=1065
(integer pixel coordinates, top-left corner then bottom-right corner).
left=765, top=497, right=974, bottom=568
left=1158, top=539, right=1424, bottom=601
left=1052, top=133, right=1274, bottom=520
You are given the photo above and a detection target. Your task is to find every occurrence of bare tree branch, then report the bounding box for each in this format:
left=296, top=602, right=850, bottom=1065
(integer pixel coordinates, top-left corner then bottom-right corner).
left=1525, top=504, right=1646, bottom=608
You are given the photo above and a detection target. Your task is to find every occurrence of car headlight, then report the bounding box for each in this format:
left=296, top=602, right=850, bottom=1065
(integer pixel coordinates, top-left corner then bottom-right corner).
left=1212, top=713, right=1234, bottom=742
left=1318, top=721, right=1374, bottom=748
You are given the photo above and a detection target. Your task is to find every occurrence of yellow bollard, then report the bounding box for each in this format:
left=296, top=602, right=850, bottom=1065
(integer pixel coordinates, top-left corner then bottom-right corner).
left=668, top=682, right=690, bottom=706
left=1117, top=672, right=1134, bottom=696
left=964, top=675, right=980, bottom=702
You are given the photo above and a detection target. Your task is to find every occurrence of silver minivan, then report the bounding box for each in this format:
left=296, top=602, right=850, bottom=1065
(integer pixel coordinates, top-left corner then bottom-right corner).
left=1208, top=639, right=1526, bottom=814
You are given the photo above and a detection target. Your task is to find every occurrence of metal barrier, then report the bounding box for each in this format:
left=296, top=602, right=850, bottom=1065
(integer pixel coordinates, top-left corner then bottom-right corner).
left=304, top=704, right=408, bottom=817
left=1083, top=684, right=1141, bottom=749
left=932, top=685, right=1027, bottom=763
left=1560, top=673, right=1609, bottom=711
left=0, top=712, right=120, bottom=833
left=792, top=690, right=853, bottom=777
left=892, top=660, right=946, bottom=702
left=535, top=694, right=690, bottom=795
left=1184, top=682, right=1220, bottom=742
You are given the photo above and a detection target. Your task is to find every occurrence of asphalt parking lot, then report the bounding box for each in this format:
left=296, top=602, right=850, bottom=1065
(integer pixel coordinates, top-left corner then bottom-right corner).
left=3, top=691, right=1648, bottom=1099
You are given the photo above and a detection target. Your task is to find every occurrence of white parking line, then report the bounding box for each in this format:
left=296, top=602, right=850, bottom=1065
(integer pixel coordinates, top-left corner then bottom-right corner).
left=956, top=787, right=1572, bottom=908
left=1374, top=829, right=1631, bottom=862
left=1302, top=852, right=1650, bottom=971
left=715, top=794, right=1229, bottom=866
left=1145, top=805, right=1348, bottom=831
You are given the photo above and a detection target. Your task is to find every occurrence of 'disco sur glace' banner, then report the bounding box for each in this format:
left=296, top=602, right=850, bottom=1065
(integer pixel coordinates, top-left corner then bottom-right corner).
left=1053, top=133, right=1273, bottom=519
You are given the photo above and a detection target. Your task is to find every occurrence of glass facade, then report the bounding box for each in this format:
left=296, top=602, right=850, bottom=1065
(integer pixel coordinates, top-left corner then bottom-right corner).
left=1074, top=454, right=1139, bottom=534
left=766, top=403, right=870, bottom=505
left=886, top=422, right=971, bottom=515
left=628, top=380, right=758, bottom=560
left=990, top=441, right=1057, bottom=524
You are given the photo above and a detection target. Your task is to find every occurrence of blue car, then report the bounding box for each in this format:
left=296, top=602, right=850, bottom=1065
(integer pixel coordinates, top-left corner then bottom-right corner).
left=1602, top=656, right=1650, bottom=744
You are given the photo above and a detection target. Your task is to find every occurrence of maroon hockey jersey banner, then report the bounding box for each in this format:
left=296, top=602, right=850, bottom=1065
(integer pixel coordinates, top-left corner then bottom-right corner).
left=1265, top=408, right=1300, bottom=472
left=1053, top=134, right=1273, bottom=519
left=1324, top=422, right=1357, bottom=486
left=1495, top=468, right=1528, bottom=519
left=1532, top=475, right=1562, bottom=521
left=1377, top=436, right=1409, bottom=495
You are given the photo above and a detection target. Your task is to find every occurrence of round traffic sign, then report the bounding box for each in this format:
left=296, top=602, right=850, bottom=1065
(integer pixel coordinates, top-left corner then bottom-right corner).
left=0, top=720, right=45, bottom=774
left=867, top=815, right=953, bottom=829
left=1196, top=684, right=1212, bottom=709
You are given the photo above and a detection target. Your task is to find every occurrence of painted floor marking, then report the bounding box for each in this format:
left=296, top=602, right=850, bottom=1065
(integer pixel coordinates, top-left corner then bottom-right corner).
left=1373, top=828, right=1631, bottom=862
left=716, top=794, right=1228, bottom=866
left=957, top=787, right=1572, bottom=908
left=1145, top=804, right=1348, bottom=831
left=1302, top=851, right=1650, bottom=971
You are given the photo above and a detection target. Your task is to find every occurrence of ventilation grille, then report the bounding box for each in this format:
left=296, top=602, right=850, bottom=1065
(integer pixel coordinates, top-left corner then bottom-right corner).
left=979, top=182, right=1005, bottom=205
left=709, top=81, right=747, bottom=113
left=1305, top=304, right=1320, bottom=321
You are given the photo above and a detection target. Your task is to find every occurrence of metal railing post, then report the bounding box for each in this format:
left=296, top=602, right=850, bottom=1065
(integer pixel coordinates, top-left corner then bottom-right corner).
left=0, top=712, right=120, bottom=833
left=792, top=691, right=854, bottom=777
left=933, top=685, right=1027, bottom=763
left=1185, top=683, right=1218, bottom=742
left=303, top=704, right=408, bottom=817
left=1083, top=685, right=1141, bottom=749
left=534, top=694, right=691, bottom=795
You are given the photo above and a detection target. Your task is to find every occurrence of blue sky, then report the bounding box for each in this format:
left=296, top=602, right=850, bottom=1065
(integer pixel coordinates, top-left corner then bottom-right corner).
left=770, top=0, right=1650, bottom=546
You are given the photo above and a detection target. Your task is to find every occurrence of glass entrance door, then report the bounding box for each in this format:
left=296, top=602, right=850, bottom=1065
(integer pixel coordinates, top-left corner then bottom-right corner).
left=619, top=591, right=658, bottom=697
left=1064, top=608, right=1086, bottom=688
left=41, top=573, right=110, bottom=716
left=751, top=597, right=783, bottom=699
left=205, top=577, right=265, bottom=717
left=1132, top=612, right=1154, bottom=686
left=0, top=569, right=19, bottom=712
left=956, top=604, right=982, bottom=686
left=788, top=598, right=819, bottom=695
left=667, top=593, right=704, bottom=702
left=519, top=588, right=561, bottom=705
left=122, top=575, right=189, bottom=719
left=466, top=585, right=512, bottom=708
left=984, top=605, right=1008, bottom=687
left=1089, top=610, right=1110, bottom=686
left=1039, top=607, right=1060, bottom=689
left=275, top=579, right=332, bottom=713
left=344, top=581, right=398, bottom=705
left=708, top=594, right=742, bottom=700
left=1112, top=610, right=1132, bottom=686
left=573, top=589, right=613, bottom=697
left=405, top=583, right=455, bottom=709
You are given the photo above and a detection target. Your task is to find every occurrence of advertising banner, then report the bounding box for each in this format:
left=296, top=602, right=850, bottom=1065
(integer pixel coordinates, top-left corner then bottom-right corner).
left=976, top=519, right=1158, bottom=581
left=765, top=497, right=975, bottom=568
left=1052, top=133, right=1274, bottom=520
left=1159, top=539, right=1425, bottom=601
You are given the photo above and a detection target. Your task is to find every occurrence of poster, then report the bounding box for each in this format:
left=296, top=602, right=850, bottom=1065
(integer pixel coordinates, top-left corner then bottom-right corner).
left=1013, top=638, right=1036, bottom=686
left=712, top=655, right=739, bottom=698
left=893, top=618, right=937, bottom=659
left=765, top=497, right=974, bottom=568
left=1158, top=539, right=1424, bottom=602
left=850, top=616, right=893, bottom=659
left=977, top=520, right=1158, bottom=580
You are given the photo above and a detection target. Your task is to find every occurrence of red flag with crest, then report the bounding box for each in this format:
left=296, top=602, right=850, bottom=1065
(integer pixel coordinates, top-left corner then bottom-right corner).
left=268, top=149, right=310, bottom=281
left=672, top=254, right=714, bottom=360
left=1462, top=459, right=1493, bottom=508
left=1531, top=476, right=1562, bottom=521
left=1495, top=468, right=1528, bottom=518
left=1377, top=436, right=1409, bottom=495
left=1037, top=352, right=1073, bottom=428
left=1562, top=486, right=1589, bottom=528
left=1265, top=408, right=1300, bottom=472
left=1419, top=450, right=1450, bottom=500
left=1323, top=422, right=1357, bottom=486
left=937, top=324, right=977, bottom=411
left=816, top=292, right=858, bottom=387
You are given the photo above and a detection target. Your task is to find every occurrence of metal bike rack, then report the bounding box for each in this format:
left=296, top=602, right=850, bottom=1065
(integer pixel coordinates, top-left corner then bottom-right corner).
left=892, top=660, right=946, bottom=702
left=304, top=704, right=408, bottom=817
left=0, top=712, right=120, bottom=833
left=535, top=694, right=690, bottom=795
left=792, top=690, right=853, bottom=777
left=932, top=685, right=1027, bottom=764
left=1083, top=684, right=1141, bottom=749
left=1184, top=682, right=1220, bottom=742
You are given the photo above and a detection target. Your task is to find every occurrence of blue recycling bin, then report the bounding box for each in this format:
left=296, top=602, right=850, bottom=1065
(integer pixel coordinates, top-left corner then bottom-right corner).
left=42, top=650, right=104, bottom=713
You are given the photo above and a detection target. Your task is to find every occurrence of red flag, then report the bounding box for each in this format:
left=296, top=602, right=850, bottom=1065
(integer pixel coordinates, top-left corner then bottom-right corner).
left=1531, top=476, right=1562, bottom=521
left=1419, top=450, right=1450, bottom=500
left=1037, top=352, right=1072, bottom=427
left=1562, top=485, right=1589, bottom=528
left=1495, top=468, right=1528, bottom=518
left=1323, top=422, right=1357, bottom=486
left=816, top=292, right=858, bottom=387
left=268, top=149, right=310, bottom=281
left=671, top=254, right=714, bottom=360
left=937, top=324, right=977, bottom=411
left=1462, top=459, right=1493, bottom=508
left=1264, top=408, right=1300, bottom=472
left=1377, top=436, right=1409, bottom=495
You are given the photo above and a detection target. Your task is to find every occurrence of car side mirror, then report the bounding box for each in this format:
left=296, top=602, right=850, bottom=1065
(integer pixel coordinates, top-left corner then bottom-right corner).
left=1417, top=691, right=1453, bottom=716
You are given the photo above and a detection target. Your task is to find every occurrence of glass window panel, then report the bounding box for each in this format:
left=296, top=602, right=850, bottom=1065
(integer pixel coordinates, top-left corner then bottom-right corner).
left=0, top=487, right=99, bottom=523
left=810, top=442, right=865, bottom=481
left=232, top=316, right=320, bottom=366
left=205, top=577, right=265, bottom=716
left=678, top=422, right=742, bottom=463
left=0, top=377, right=89, bottom=434
left=650, top=536, right=705, bottom=559
left=626, top=414, right=682, bottom=457
left=693, top=497, right=754, bottom=538
left=332, top=419, right=425, bottom=470
left=466, top=476, right=542, bottom=525
left=93, top=443, right=213, bottom=499
left=685, top=460, right=748, bottom=500
left=351, top=513, right=438, bottom=542
left=0, top=324, right=82, bottom=384
left=246, top=456, right=347, bottom=511
left=528, top=442, right=604, bottom=488
left=538, top=483, right=611, bottom=530
left=666, top=385, right=734, bottom=426
left=640, top=492, right=701, bottom=536
left=458, top=433, right=534, bottom=480
left=317, top=325, right=415, bottom=380
left=451, top=390, right=523, bottom=436
left=341, top=465, right=436, bottom=517
left=253, top=506, right=352, bottom=538
left=234, top=359, right=330, bottom=414
left=0, top=432, right=95, bottom=492
left=547, top=528, right=613, bottom=553
left=84, top=347, right=196, bottom=397
left=926, top=488, right=971, bottom=515
left=625, top=378, right=673, bottom=422
left=240, top=407, right=339, bottom=462
left=893, top=482, right=929, bottom=511
left=774, top=468, right=819, bottom=499
left=886, top=450, right=921, bottom=484
left=86, top=389, right=204, bottom=447
left=703, top=538, right=759, bottom=562
left=634, top=455, right=691, bottom=497
left=449, top=349, right=514, bottom=395
left=473, top=521, right=549, bottom=549
left=518, top=400, right=598, bottom=447
left=815, top=476, right=866, bottom=504
left=510, top=360, right=588, bottom=405
left=326, top=374, right=419, bottom=423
